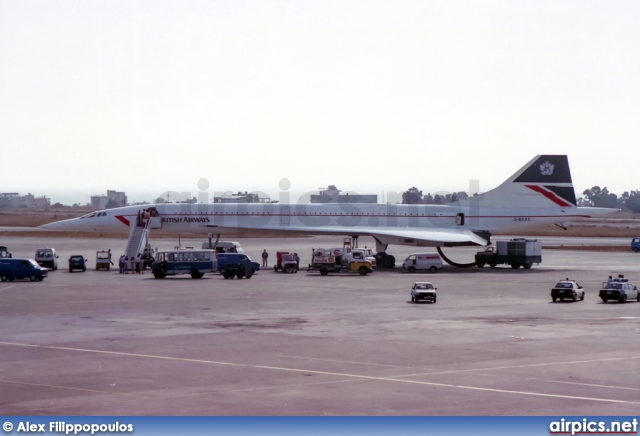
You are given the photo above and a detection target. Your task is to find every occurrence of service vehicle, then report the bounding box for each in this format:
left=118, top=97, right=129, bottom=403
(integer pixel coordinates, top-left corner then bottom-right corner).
left=96, top=251, right=111, bottom=270
left=308, top=247, right=373, bottom=276
left=35, top=247, right=58, bottom=270
left=151, top=249, right=215, bottom=279
left=599, top=275, right=639, bottom=303
left=0, top=258, right=48, bottom=282
left=341, top=238, right=378, bottom=268
left=201, top=240, right=244, bottom=254
left=551, top=279, right=585, bottom=302
left=274, top=251, right=298, bottom=273
left=138, top=244, right=155, bottom=270
left=68, top=255, right=87, bottom=272
left=631, top=237, right=640, bottom=253
left=216, top=253, right=260, bottom=279
left=410, top=282, right=437, bottom=303
left=403, top=253, right=443, bottom=273
left=0, top=245, right=10, bottom=258
left=475, top=238, right=541, bottom=269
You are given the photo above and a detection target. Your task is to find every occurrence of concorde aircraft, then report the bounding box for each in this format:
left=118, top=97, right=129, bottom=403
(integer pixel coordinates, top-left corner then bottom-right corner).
left=40, top=155, right=617, bottom=267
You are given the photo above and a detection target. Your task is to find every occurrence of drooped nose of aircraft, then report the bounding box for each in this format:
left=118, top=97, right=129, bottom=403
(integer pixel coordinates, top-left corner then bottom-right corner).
left=39, top=216, right=88, bottom=231
left=39, top=211, right=128, bottom=232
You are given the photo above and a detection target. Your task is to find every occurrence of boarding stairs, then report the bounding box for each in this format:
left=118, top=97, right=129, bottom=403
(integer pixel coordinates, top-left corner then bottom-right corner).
left=124, top=214, right=152, bottom=261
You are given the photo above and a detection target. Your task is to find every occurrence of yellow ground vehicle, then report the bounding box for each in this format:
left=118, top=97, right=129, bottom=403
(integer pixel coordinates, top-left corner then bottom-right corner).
left=307, top=247, right=373, bottom=276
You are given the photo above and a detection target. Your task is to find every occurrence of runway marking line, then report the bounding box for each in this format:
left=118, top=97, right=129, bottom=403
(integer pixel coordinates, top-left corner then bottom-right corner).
left=0, top=379, right=148, bottom=398
left=395, top=356, right=640, bottom=378
left=0, top=341, right=636, bottom=405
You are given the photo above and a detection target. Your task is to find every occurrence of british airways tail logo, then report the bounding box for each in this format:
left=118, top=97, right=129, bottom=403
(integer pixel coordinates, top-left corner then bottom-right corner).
left=540, top=161, right=554, bottom=176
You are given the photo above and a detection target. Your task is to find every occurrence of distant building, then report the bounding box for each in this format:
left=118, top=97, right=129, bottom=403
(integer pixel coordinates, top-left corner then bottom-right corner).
left=91, top=190, right=127, bottom=209
left=310, top=185, right=377, bottom=204
left=213, top=191, right=274, bottom=204
left=0, top=192, right=50, bottom=208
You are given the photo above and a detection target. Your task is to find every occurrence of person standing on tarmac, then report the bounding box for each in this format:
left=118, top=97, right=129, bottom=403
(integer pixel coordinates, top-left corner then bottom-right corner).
left=262, top=249, right=269, bottom=267
left=293, top=253, right=300, bottom=271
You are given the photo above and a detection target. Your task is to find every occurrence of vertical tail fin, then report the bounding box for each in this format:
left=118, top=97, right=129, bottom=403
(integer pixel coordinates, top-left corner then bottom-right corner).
left=482, top=155, right=577, bottom=207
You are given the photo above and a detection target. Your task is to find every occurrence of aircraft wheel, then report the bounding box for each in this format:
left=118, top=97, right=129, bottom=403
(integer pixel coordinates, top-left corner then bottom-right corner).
left=382, top=255, right=395, bottom=269
left=374, top=252, right=385, bottom=267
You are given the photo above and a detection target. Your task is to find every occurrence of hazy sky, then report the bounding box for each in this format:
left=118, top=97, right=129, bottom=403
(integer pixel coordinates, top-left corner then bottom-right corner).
left=1, top=0, right=639, bottom=205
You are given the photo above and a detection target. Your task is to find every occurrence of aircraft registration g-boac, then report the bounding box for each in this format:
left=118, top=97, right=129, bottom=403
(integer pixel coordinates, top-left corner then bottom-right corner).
left=42, top=155, right=616, bottom=267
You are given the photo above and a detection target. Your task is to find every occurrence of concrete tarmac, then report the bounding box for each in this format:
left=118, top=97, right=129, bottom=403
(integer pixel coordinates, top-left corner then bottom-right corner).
left=1, top=235, right=639, bottom=415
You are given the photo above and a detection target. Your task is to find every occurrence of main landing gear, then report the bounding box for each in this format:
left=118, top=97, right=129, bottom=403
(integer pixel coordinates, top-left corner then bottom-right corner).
left=374, top=252, right=396, bottom=269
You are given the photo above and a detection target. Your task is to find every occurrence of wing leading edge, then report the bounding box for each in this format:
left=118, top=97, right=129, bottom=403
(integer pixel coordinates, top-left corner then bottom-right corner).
left=217, top=223, right=490, bottom=248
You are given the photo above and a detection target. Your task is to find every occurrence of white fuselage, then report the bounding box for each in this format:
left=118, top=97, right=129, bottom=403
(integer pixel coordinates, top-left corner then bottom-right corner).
left=41, top=201, right=605, bottom=237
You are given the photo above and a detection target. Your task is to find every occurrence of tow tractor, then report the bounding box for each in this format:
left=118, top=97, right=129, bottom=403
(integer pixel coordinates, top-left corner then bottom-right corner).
left=274, top=251, right=299, bottom=273
left=96, top=251, right=111, bottom=271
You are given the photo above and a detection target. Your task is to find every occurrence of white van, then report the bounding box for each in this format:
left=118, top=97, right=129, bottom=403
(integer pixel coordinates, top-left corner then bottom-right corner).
left=35, top=247, right=59, bottom=270
left=402, top=253, right=443, bottom=273
left=200, top=240, right=244, bottom=254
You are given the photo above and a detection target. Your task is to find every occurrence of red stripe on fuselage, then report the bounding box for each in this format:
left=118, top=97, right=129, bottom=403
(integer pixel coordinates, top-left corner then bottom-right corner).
left=525, top=185, right=572, bottom=207
left=115, top=215, right=130, bottom=226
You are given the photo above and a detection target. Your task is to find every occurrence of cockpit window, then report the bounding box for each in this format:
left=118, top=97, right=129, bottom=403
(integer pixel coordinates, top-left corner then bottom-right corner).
left=80, top=212, right=96, bottom=219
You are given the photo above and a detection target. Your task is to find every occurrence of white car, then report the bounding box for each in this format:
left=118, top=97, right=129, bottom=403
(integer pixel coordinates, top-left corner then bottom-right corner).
left=599, top=276, right=639, bottom=304
left=411, top=282, right=437, bottom=304
left=551, top=280, right=585, bottom=302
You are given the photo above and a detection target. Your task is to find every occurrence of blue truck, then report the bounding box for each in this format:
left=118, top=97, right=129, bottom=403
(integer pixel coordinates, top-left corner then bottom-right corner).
left=631, top=237, right=640, bottom=253
left=216, top=253, right=260, bottom=279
